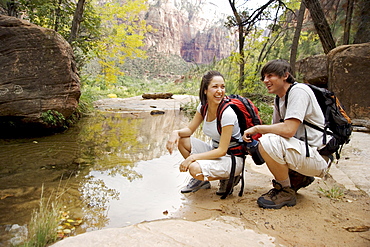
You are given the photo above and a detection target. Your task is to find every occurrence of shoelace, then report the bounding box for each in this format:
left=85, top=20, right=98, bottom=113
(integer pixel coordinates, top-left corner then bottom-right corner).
left=188, top=178, right=199, bottom=187
left=263, top=188, right=280, bottom=197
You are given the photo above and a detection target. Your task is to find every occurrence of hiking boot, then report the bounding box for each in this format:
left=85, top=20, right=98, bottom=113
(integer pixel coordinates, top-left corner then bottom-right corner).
left=289, top=169, right=315, bottom=192
left=180, top=178, right=211, bottom=193
left=216, top=175, right=241, bottom=195
left=257, top=180, right=296, bottom=209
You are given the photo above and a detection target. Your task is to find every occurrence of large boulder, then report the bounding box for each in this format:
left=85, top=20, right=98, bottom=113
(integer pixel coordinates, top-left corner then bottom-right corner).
left=297, top=43, right=370, bottom=130
left=327, top=43, right=370, bottom=128
left=296, top=54, right=328, bottom=88
left=0, top=15, right=80, bottom=131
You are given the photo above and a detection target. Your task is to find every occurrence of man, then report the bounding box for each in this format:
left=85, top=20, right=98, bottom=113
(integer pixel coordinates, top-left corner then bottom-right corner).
left=243, top=59, right=331, bottom=209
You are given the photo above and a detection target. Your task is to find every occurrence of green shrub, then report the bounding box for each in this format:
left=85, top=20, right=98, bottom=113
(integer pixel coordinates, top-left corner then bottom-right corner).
left=41, top=110, right=66, bottom=128
left=180, top=98, right=199, bottom=119
left=318, top=182, right=344, bottom=200
left=18, top=185, right=62, bottom=247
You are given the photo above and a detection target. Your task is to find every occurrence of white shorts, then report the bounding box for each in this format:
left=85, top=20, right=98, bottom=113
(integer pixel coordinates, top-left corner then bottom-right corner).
left=190, top=137, right=244, bottom=179
left=259, top=134, right=329, bottom=177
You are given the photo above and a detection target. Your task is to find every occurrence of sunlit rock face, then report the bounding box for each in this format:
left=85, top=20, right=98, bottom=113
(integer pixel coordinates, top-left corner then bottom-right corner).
left=0, top=15, right=80, bottom=128
left=144, top=0, right=236, bottom=64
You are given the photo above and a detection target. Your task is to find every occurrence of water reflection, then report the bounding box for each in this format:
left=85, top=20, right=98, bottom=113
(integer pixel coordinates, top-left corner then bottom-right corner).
left=78, top=110, right=190, bottom=170
left=0, top=108, right=204, bottom=243
left=76, top=109, right=195, bottom=230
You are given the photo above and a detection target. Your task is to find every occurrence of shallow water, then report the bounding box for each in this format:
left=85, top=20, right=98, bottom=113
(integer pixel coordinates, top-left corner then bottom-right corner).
left=0, top=109, right=206, bottom=245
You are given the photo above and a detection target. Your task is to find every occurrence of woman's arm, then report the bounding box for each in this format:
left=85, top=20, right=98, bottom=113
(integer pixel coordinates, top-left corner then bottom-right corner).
left=166, top=111, right=203, bottom=154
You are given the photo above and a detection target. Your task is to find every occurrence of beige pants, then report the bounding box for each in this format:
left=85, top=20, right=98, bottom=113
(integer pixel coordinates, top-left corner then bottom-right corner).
left=190, top=137, right=244, bottom=179
left=259, top=134, right=329, bottom=177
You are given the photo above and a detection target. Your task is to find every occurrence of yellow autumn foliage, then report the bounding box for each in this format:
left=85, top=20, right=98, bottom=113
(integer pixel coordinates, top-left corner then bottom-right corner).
left=96, top=0, right=152, bottom=85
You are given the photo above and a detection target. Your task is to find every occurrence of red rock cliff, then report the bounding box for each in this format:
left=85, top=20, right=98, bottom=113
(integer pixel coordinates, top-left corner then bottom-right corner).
left=144, top=0, right=236, bottom=64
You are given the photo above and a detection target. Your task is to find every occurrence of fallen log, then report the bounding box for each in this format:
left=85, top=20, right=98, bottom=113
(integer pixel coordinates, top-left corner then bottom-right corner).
left=142, top=93, right=173, bottom=99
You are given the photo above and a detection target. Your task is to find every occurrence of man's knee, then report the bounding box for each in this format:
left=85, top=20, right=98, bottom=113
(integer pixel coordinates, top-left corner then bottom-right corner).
left=259, top=141, right=285, bottom=168
left=258, top=134, right=289, bottom=164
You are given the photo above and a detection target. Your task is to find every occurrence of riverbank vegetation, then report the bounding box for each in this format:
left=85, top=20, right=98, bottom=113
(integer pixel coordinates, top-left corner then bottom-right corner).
left=17, top=185, right=62, bottom=247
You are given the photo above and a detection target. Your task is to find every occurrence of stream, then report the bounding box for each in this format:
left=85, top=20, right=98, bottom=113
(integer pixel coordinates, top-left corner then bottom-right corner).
left=0, top=109, right=206, bottom=245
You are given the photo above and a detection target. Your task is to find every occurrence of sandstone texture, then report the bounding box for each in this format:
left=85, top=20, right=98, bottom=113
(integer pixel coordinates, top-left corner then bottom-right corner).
left=0, top=15, right=80, bottom=127
left=297, top=43, right=370, bottom=130
left=328, top=43, right=370, bottom=125
left=144, top=0, right=235, bottom=64
left=296, top=54, right=328, bottom=87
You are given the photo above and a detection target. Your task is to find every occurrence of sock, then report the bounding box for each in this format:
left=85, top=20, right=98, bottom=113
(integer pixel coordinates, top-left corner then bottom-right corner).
left=277, top=178, right=291, bottom=188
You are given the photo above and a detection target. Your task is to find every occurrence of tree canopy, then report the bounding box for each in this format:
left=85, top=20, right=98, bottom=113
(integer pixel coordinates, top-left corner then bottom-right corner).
left=223, top=0, right=367, bottom=93
left=1, top=0, right=367, bottom=95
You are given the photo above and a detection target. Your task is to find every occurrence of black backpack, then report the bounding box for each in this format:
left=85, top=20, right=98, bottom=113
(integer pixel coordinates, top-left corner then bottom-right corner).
left=277, top=83, right=352, bottom=159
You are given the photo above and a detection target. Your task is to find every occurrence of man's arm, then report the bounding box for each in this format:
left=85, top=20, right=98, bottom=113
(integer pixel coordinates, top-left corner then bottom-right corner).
left=243, top=118, right=301, bottom=139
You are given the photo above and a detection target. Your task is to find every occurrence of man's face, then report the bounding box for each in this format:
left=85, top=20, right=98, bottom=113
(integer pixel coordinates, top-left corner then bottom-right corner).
left=261, top=72, right=288, bottom=97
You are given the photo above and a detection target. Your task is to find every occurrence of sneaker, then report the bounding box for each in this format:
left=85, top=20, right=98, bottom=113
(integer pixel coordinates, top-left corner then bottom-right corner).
left=216, top=175, right=241, bottom=195
left=181, top=178, right=211, bottom=193
left=289, top=169, right=315, bottom=192
left=257, top=180, right=296, bottom=209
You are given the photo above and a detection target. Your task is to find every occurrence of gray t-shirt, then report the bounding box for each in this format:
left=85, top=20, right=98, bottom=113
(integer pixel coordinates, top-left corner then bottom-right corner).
left=273, top=83, right=327, bottom=149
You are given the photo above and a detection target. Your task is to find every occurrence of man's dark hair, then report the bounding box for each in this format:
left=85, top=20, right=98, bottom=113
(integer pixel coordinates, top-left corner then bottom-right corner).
left=260, top=59, right=295, bottom=84
left=199, top=71, right=224, bottom=105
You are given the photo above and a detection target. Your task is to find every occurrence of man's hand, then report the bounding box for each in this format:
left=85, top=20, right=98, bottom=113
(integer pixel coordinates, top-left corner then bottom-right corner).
left=243, top=126, right=258, bottom=142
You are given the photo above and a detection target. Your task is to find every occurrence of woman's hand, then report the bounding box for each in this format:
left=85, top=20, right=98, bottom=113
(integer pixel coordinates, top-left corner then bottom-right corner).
left=166, top=130, right=180, bottom=154
left=179, top=155, right=195, bottom=172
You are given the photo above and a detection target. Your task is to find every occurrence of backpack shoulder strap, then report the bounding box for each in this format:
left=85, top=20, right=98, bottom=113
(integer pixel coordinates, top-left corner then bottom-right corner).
left=276, top=82, right=313, bottom=157
left=275, top=82, right=296, bottom=122
left=214, top=97, right=229, bottom=133
left=200, top=103, right=208, bottom=119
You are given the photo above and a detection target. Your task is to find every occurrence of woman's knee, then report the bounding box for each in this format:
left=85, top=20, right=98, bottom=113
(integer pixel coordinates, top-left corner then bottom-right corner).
left=178, top=137, right=190, bottom=150
left=189, top=162, right=204, bottom=180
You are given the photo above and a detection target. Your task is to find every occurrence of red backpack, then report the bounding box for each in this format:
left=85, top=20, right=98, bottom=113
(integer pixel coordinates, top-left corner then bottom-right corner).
left=200, top=94, right=262, bottom=156
left=200, top=95, right=263, bottom=199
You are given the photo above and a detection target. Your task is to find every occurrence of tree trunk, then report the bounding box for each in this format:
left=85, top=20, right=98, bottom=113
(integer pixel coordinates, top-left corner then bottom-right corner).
left=69, top=0, right=86, bottom=44
left=228, top=0, right=245, bottom=91
left=290, top=1, right=306, bottom=77
left=54, top=0, right=63, bottom=32
left=343, top=0, right=354, bottom=45
left=7, top=0, right=18, bottom=17
left=303, top=0, right=336, bottom=54
left=238, top=26, right=245, bottom=91
left=353, top=0, right=370, bottom=44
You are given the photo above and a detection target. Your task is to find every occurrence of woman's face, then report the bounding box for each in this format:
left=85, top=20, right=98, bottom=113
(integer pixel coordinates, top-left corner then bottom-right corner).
left=204, top=76, right=225, bottom=105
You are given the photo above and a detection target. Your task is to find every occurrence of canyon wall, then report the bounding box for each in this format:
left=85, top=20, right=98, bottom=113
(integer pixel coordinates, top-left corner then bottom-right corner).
left=144, top=0, right=236, bottom=64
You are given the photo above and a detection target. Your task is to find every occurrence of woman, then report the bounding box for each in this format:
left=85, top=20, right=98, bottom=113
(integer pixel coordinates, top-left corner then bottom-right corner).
left=166, top=71, right=244, bottom=195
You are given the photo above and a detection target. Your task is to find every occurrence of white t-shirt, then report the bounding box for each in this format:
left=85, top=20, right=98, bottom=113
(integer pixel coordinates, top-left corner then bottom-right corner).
left=273, top=83, right=328, bottom=149
left=197, top=103, right=243, bottom=147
